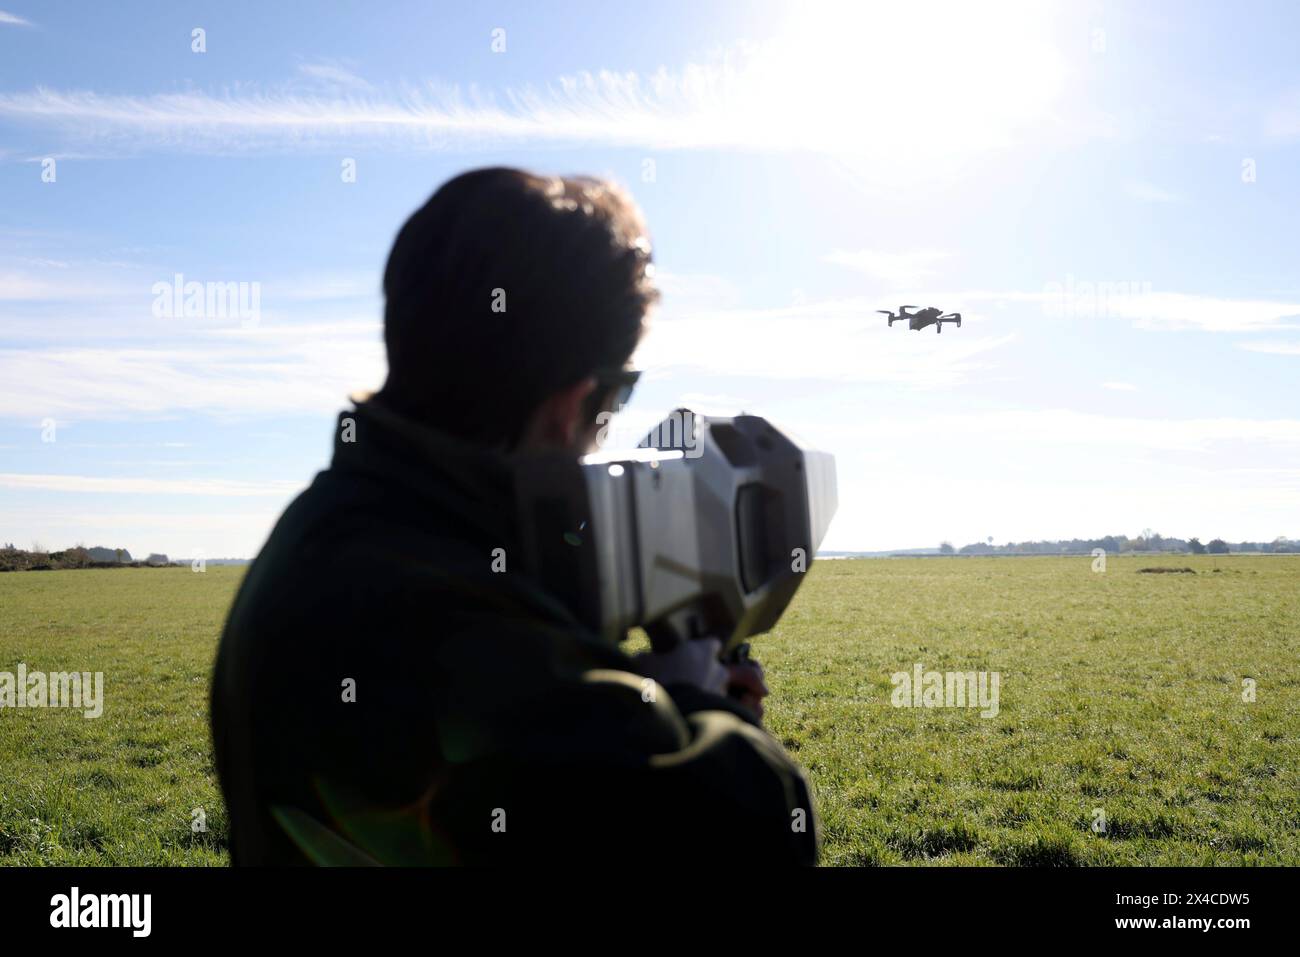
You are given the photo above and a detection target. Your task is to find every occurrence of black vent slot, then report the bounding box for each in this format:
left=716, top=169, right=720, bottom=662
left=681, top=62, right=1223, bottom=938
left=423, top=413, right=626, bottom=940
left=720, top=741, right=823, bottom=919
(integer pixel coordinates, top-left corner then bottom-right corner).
left=736, top=483, right=785, bottom=593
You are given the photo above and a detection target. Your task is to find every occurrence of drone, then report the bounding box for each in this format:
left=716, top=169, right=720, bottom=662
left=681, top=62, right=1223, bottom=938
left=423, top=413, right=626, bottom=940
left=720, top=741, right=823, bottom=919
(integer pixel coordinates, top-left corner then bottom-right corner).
left=879, top=305, right=962, bottom=333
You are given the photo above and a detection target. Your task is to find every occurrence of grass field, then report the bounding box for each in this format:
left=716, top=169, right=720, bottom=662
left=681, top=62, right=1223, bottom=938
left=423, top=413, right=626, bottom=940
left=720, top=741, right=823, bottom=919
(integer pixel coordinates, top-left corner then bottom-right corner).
left=1, top=555, right=1296, bottom=865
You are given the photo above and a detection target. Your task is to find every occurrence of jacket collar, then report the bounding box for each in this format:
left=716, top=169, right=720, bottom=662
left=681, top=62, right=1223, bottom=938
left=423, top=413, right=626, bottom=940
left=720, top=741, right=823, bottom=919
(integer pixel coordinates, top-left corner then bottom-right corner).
left=330, top=397, right=518, bottom=544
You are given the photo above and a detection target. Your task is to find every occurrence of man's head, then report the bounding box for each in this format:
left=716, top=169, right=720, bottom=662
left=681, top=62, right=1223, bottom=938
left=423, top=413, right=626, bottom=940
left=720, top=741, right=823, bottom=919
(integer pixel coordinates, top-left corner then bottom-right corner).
left=377, top=168, right=658, bottom=452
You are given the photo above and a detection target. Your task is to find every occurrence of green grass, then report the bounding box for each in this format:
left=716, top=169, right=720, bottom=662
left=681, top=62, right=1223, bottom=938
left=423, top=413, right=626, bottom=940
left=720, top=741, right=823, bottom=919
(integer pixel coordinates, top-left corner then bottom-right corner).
left=0, top=567, right=231, bottom=865
left=1, top=555, right=1297, bottom=865
left=761, top=554, right=1300, bottom=865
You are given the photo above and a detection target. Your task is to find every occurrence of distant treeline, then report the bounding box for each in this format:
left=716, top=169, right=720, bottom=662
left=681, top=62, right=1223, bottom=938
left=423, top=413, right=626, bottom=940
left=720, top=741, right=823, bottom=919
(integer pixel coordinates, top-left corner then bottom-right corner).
left=0, top=544, right=172, bottom=572
left=943, top=534, right=1298, bottom=556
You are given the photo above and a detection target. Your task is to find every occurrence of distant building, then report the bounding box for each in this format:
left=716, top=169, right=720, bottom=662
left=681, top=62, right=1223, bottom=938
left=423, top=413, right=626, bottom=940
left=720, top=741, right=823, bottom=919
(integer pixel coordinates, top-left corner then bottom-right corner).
left=87, top=546, right=133, bottom=563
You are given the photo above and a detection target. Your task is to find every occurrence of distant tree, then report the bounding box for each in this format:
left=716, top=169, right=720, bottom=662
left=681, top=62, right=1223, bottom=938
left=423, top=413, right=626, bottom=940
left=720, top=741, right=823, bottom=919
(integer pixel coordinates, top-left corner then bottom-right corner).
left=1207, top=538, right=1230, bottom=554
left=0, top=543, right=24, bottom=572
left=1188, top=537, right=1206, bottom=554
left=114, top=548, right=125, bottom=564
left=939, top=541, right=955, bottom=555
left=28, top=541, right=49, bottom=569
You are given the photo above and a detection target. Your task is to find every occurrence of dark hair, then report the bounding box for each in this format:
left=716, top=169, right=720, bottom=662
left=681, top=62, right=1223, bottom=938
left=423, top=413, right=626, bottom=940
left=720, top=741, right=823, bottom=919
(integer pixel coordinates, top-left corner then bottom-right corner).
left=377, top=167, right=658, bottom=446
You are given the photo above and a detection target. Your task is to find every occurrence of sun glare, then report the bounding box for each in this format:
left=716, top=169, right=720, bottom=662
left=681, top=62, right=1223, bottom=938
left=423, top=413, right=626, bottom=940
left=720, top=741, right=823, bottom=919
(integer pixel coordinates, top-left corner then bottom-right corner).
left=749, top=0, right=1068, bottom=159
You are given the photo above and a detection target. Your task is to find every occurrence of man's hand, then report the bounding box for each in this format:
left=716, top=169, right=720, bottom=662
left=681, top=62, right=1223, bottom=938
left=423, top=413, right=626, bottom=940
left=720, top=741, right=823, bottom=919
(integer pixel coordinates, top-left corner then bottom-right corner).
left=634, top=639, right=771, bottom=722
left=633, top=637, right=728, bottom=695
left=726, top=658, right=769, bottom=721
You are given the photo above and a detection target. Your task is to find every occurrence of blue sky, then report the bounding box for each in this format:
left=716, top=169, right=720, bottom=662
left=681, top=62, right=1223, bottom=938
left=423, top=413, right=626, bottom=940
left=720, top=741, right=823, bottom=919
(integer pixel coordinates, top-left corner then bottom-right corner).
left=1, top=0, right=1298, bottom=558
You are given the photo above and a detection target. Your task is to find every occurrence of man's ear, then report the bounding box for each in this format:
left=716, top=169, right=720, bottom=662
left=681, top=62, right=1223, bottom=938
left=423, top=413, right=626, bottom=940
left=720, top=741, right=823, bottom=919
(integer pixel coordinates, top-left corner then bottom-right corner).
left=519, top=377, right=597, bottom=451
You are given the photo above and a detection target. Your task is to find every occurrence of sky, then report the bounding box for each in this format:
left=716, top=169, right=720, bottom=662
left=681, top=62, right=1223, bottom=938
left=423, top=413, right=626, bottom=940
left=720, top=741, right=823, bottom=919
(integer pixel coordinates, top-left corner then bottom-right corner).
left=1, top=0, right=1298, bottom=559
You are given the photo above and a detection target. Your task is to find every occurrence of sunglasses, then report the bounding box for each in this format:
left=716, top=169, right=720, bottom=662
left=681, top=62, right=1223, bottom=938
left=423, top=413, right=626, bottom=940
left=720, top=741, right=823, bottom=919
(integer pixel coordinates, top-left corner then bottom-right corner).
left=584, top=366, right=641, bottom=423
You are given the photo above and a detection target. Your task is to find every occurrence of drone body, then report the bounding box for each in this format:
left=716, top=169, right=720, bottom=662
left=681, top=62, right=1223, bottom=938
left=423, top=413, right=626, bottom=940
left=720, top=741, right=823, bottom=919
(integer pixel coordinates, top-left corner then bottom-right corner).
left=878, top=305, right=962, bottom=333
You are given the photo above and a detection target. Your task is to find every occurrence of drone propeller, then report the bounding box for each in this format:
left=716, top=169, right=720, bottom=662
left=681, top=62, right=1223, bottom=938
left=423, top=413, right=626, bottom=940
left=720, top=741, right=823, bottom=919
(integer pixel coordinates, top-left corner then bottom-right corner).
left=935, top=311, right=962, bottom=333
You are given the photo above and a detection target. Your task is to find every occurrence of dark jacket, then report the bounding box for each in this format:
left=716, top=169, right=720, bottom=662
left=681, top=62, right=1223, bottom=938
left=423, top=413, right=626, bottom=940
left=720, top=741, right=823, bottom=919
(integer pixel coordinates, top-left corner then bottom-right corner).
left=210, top=399, right=818, bottom=865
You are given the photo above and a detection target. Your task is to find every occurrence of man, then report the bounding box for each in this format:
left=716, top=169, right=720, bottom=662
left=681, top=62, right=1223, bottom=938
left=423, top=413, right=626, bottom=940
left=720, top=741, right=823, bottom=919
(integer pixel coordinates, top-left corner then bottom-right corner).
left=210, top=168, right=817, bottom=865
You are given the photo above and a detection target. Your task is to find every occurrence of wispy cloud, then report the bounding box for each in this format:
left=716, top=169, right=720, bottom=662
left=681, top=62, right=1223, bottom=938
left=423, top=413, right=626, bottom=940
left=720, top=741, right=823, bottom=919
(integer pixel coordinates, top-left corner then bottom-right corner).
left=1123, top=179, right=1183, bottom=204
left=1124, top=293, right=1300, bottom=332
left=0, top=262, right=374, bottom=306
left=0, top=473, right=303, bottom=496
left=0, top=10, right=32, bottom=27
left=825, top=249, right=950, bottom=286
left=952, top=288, right=1300, bottom=332
left=1264, top=89, right=1300, bottom=139
left=821, top=409, right=1300, bottom=453
left=1238, top=339, right=1300, bottom=355
left=0, top=253, right=386, bottom=421
left=294, top=59, right=375, bottom=94
left=636, top=295, right=1013, bottom=388
left=0, top=6, right=1068, bottom=158
left=0, top=332, right=384, bottom=420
